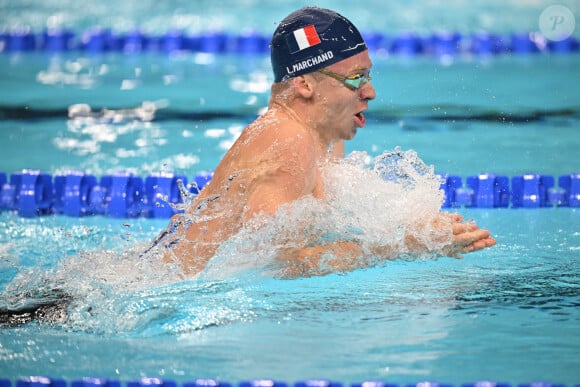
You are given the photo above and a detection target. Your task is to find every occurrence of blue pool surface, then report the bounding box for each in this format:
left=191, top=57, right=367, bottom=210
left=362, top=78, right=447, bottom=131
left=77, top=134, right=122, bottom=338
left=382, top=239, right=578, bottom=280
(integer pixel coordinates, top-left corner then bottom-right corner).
left=0, top=209, right=579, bottom=384
left=1, top=0, right=580, bottom=385
left=1, top=53, right=579, bottom=177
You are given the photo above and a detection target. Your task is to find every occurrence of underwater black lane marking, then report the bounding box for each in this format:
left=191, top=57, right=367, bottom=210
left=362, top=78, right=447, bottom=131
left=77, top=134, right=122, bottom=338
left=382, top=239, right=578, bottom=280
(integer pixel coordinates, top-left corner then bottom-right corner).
left=0, top=105, right=578, bottom=123
left=0, top=106, right=254, bottom=122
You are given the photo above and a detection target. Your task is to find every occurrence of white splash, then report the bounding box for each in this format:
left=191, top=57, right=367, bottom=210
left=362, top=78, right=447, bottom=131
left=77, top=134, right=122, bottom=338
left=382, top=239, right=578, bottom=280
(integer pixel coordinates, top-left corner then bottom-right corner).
left=201, top=148, right=451, bottom=279
left=1, top=148, right=454, bottom=333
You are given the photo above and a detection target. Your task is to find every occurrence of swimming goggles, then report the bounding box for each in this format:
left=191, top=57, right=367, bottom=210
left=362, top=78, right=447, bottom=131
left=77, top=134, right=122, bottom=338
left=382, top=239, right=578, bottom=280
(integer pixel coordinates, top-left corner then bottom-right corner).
left=317, top=68, right=372, bottom=91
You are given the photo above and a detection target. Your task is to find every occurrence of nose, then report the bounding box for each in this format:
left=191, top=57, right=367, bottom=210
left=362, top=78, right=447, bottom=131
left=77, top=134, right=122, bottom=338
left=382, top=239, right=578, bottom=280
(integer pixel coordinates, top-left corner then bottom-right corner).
left=360, top=80, right=376, bottom=101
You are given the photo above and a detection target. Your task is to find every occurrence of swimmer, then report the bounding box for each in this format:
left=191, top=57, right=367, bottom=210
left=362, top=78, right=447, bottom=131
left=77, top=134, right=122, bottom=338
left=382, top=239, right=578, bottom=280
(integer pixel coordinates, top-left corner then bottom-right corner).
left=153, top=7, right=496, bottom=277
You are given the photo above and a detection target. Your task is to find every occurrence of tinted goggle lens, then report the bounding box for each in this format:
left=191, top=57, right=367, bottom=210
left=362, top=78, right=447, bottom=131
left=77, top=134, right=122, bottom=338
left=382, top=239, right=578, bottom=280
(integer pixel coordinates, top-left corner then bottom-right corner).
left=344, top=71, right=371, bottom=89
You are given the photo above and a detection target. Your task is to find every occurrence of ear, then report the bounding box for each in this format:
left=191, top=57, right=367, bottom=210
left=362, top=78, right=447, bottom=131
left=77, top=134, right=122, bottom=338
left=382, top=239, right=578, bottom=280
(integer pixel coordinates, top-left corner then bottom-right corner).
left=292, top=75, right=315, bottom=99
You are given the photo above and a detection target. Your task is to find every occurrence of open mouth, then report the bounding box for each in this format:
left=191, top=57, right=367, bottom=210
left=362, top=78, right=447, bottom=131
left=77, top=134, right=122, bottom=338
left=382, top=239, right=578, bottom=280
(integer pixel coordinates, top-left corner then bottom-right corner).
left=354, top=110, right=366, bottom=127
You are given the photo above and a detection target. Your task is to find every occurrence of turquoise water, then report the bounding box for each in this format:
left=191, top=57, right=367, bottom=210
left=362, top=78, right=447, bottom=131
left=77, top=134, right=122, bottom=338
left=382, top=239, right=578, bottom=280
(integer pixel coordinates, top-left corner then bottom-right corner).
left=0, top=210, right=578, bottom=383
left=2, top=0, right=579, bottom=37
left=1, top=53, right=579, bottom=176
left=1, top=0, right=580, bottom=385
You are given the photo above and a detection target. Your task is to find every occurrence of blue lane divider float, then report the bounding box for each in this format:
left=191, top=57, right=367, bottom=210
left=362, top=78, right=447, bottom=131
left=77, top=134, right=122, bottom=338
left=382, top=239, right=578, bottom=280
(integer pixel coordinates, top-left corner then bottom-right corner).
left=439, top=173, right=580, bottom=209
left=1, top=377, right=573, bottom=387
left=0, top=28, right=578, bottom=55
left=0, top=170, right=579, bottom=218
left=0, top=170, right=213, bottom=218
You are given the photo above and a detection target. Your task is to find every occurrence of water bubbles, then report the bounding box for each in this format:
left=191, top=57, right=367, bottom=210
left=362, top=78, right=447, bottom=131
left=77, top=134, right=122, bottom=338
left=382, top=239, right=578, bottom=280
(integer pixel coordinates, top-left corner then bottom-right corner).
left=201, top=148, right=449, bottom=278
left=374, top=146, right=437, bottom=189
left=67, top=100, right=164, bottom=123
left=0, top=148, right=453, bottom=333
left=177, top=178, right=198, bottom=207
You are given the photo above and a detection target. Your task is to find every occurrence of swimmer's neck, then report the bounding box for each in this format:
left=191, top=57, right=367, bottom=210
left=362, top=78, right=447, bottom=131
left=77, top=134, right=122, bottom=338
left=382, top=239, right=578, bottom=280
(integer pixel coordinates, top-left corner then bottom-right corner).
left=269, top=100, right=307, bottom=127
left=268, top=101, right=334, bottom=153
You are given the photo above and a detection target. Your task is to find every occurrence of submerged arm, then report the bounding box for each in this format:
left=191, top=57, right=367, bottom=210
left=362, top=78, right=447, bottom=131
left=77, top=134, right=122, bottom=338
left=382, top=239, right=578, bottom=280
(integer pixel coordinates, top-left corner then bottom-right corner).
left=276, top=212, right=496, bottom=278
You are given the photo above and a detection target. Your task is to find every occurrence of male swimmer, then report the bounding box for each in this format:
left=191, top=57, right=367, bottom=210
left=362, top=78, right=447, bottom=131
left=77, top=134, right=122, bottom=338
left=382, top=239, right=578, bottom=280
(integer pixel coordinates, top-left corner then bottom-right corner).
left=152, top=7, right=496, bottom=277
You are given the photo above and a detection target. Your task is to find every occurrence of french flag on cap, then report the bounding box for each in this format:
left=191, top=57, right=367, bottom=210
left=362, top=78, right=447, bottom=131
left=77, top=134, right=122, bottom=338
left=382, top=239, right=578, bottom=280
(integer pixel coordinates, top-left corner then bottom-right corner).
left=287, top=25, right=321, bottom=53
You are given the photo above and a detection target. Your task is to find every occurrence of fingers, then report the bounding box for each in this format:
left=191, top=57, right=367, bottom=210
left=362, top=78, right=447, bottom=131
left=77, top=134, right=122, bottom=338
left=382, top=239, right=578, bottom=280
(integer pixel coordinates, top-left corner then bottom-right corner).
left=452, top=223, right=495, bottom=253
left=454, top=228, right=491, bottom=245
left=439, top=212, right=496, bottom=257
left=461, top=236, right=496, bottom=253
left=473, top=236, right=496, bottom=249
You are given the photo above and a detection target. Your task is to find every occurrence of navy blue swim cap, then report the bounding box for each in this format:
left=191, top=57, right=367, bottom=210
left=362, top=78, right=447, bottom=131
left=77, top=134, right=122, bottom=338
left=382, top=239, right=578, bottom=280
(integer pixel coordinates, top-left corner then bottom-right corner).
left=270, top=7, right=367, bottom=83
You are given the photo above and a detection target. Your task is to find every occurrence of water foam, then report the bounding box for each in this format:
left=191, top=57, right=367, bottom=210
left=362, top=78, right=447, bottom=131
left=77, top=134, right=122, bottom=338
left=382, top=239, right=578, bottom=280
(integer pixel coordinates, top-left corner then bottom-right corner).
left=201, top=148, right=453, bottom=279
left=1, top=148, right=455, bottom=333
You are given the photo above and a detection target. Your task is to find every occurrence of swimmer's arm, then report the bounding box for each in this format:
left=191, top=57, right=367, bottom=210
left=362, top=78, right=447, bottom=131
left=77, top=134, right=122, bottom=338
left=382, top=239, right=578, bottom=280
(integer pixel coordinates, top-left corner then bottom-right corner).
left=278, top=239, right=405, bottom=277
left=277, top=241, right=368, bottom=278
left=278, top=213, right=496, bottom=278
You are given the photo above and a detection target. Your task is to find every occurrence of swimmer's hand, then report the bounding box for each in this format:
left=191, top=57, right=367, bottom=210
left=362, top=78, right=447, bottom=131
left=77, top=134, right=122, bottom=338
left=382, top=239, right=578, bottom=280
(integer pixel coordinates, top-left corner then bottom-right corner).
left=444, top=213, right=496, bottom=259
left=404, top=213, right=496, bottom=259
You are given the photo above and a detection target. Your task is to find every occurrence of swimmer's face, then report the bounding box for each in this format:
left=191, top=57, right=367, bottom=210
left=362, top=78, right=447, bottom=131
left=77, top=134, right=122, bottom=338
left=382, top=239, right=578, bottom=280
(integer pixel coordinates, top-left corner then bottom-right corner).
left=314, top=50, right=376, bottom=140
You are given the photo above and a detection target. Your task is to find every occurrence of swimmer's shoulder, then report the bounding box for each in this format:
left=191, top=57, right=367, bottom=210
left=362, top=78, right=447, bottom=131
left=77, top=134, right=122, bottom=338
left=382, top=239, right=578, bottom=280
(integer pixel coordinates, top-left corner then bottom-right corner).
left=214, top=112, right=317, bottom=182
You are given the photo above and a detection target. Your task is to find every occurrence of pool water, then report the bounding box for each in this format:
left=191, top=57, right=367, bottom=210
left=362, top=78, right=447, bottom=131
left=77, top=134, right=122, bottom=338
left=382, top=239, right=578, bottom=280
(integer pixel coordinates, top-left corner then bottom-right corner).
left=1, top=0, right=580, bottom=385
left=0, top=209, right=578, bottom=384
left=1, top=53, right=579, bottom=176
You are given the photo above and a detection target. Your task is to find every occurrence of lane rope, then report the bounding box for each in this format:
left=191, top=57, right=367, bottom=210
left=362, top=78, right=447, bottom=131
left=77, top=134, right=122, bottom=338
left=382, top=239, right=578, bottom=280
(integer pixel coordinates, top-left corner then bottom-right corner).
left=1, top=170, right=578, bottom=218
